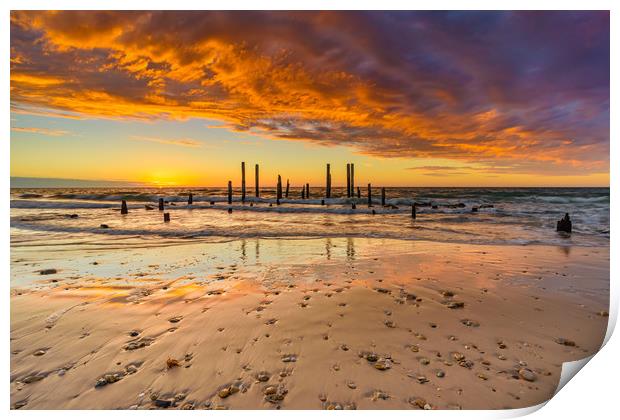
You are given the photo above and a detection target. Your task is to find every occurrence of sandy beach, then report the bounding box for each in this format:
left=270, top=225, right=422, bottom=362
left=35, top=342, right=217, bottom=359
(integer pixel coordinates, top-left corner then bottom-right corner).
left=10, top=238, right=609, bottom=410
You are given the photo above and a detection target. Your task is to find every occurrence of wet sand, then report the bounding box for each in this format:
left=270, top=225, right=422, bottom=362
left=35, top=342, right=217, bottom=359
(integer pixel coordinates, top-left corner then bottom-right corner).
left=10, top=238, right=609, bottom=409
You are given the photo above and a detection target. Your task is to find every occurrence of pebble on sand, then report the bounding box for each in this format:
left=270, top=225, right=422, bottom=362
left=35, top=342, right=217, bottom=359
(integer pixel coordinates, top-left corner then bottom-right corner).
left=460, top=319, right=480, bottom=327
left=409, top=397, right=432, bottom=409
left=256, top=372, right=270, bottom=382
left=371, top=390, right=390, bottom=401
left=39, top=269, right=57, bottom=275
left=518, top=368, right=537, bottom=382
left=555, top=338, right=576, bottom=347
left=166, top=357, right=181, bottom=368
left=374, top=358, right=392, bottom=370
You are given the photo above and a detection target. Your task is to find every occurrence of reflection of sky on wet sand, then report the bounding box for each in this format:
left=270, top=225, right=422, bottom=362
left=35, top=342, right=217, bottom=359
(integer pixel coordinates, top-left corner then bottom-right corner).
left=11, top=237, right=608, bottom=310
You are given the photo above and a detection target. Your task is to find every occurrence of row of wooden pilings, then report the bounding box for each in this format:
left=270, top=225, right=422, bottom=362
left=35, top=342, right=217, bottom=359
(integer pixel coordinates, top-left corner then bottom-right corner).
left=229, top=162, right=396, bottom=205
left=119, top=162, right=418, bottom=221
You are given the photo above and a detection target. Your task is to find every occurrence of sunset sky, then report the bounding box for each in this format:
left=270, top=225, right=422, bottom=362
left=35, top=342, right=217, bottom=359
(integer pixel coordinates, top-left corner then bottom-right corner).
left=10, top=11, right=610, bottom=187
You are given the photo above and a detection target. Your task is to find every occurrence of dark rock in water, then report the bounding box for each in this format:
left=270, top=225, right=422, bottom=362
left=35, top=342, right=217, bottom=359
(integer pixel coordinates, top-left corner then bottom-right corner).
left=431, top=205, right=438, bottom=209
left=68, top=214, right=79, bottom=218
left=144, top=204, right=154, bottom=210
left=556, top=213, right=572, bottom=233
left=100, top=224, right=109, bottom=229
left=39, top=269, right=57, bottom=275
left=479, top=204, right=494, bottom=209
left=352, top=203, right=356, bottom=209
left=472, top=207, right=479, bottom=212
left=227, top=208, right=233, bottom=214
left=210, top=201, right=215, bottom=205
left=457, top=203, right=466, bottom=208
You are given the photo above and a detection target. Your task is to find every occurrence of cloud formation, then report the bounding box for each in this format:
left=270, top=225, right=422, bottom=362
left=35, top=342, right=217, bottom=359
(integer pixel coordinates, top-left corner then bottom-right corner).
left=11, top=126, right=70, bottom=136
left=130, top=135, right=203, bottom=148
left=10, top=11, right=609, bottom=175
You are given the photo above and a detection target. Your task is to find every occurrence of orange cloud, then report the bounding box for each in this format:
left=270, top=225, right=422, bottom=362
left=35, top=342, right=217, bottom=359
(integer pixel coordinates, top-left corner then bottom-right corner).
left=9, top=11, right=609, bottom=177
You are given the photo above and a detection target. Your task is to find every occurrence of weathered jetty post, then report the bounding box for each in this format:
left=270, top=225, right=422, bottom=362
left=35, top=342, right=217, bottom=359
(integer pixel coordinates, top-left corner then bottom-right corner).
left=326, top=164, right=331, bottom=198
left=188, top=193, right=193, bottom=205
left=367, top=184, right=372, bottom=207
left=412, top=203, right=417, bottom=219
left=301, top=186, right=305, bottom=199
left=381, top=188, right=386, bottom=206
left=163, top=212, right=170, bottom=222
left=346, top=163, right=351, bottom=197
left=228, top=181, right=232, bottom=204
left=241, top=162, right=246, bottom=203
left=255, top=164, right=260, bottom=198
left=556, top=213, right=572, bottom=233
left=277, top=175, right=282, bottom=205
left=306, top=183, right=310, bottom=199
left=158, top=198, right=164, bottom=211
left=121, top=200, right=128, bottom=215
left=357, top=186, right=361, bottom=199
left=285, top=179, right=290, bottom=198
left=350, top=163, right=355, bottom=197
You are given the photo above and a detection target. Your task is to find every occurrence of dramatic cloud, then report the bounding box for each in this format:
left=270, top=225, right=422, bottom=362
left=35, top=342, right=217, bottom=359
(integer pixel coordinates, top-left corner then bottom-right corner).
left=10, top=11, right=609, bottom=175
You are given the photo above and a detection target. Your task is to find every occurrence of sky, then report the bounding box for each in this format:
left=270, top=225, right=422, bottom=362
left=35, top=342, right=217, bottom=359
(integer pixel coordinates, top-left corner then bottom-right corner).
left=10, top=11, right=610, bottom=187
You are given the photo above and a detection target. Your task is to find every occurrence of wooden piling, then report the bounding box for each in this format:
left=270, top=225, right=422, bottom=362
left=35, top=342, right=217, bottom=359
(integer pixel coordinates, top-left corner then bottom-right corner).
left=306, top=183, right=310, bottom=199
left=277, top=175, right=282, bottom=205
left=412, top=203, right=417, bottom=219
left=188, top=193, right=193, bottom=205
left=326, top=164, right=331, bottom=198
left=367, top=184, right=372, bottom=207
left=163, top=212, right=170, bottom=222
left=277, top=175, right=282, bottom=200
left=121, top=200, right=128, bottom=214
left=255, top=164, right=260, bottom=197
left=350, top=163, right=355, bottom=196
left=357, top=186, right=361, bottom=199
left=158, top=198, right=164, bottom=211
left=346, top=163, right=351, bottom=198
left=381, top=188, right=385, bottom=206
left=241, top=162, right=246, bottom=202
left=228, top=180, right=232, bottom=204
left=285, top=179, right=290, bottom=198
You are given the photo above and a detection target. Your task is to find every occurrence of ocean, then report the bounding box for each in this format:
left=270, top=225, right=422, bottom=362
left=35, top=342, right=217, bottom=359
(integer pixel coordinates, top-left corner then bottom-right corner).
left=10, top=187, right=610, bottom=248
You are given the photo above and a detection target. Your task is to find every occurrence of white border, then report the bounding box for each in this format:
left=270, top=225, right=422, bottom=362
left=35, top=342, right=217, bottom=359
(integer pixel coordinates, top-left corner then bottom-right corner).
left=3, top=2, right=617, bottom=419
